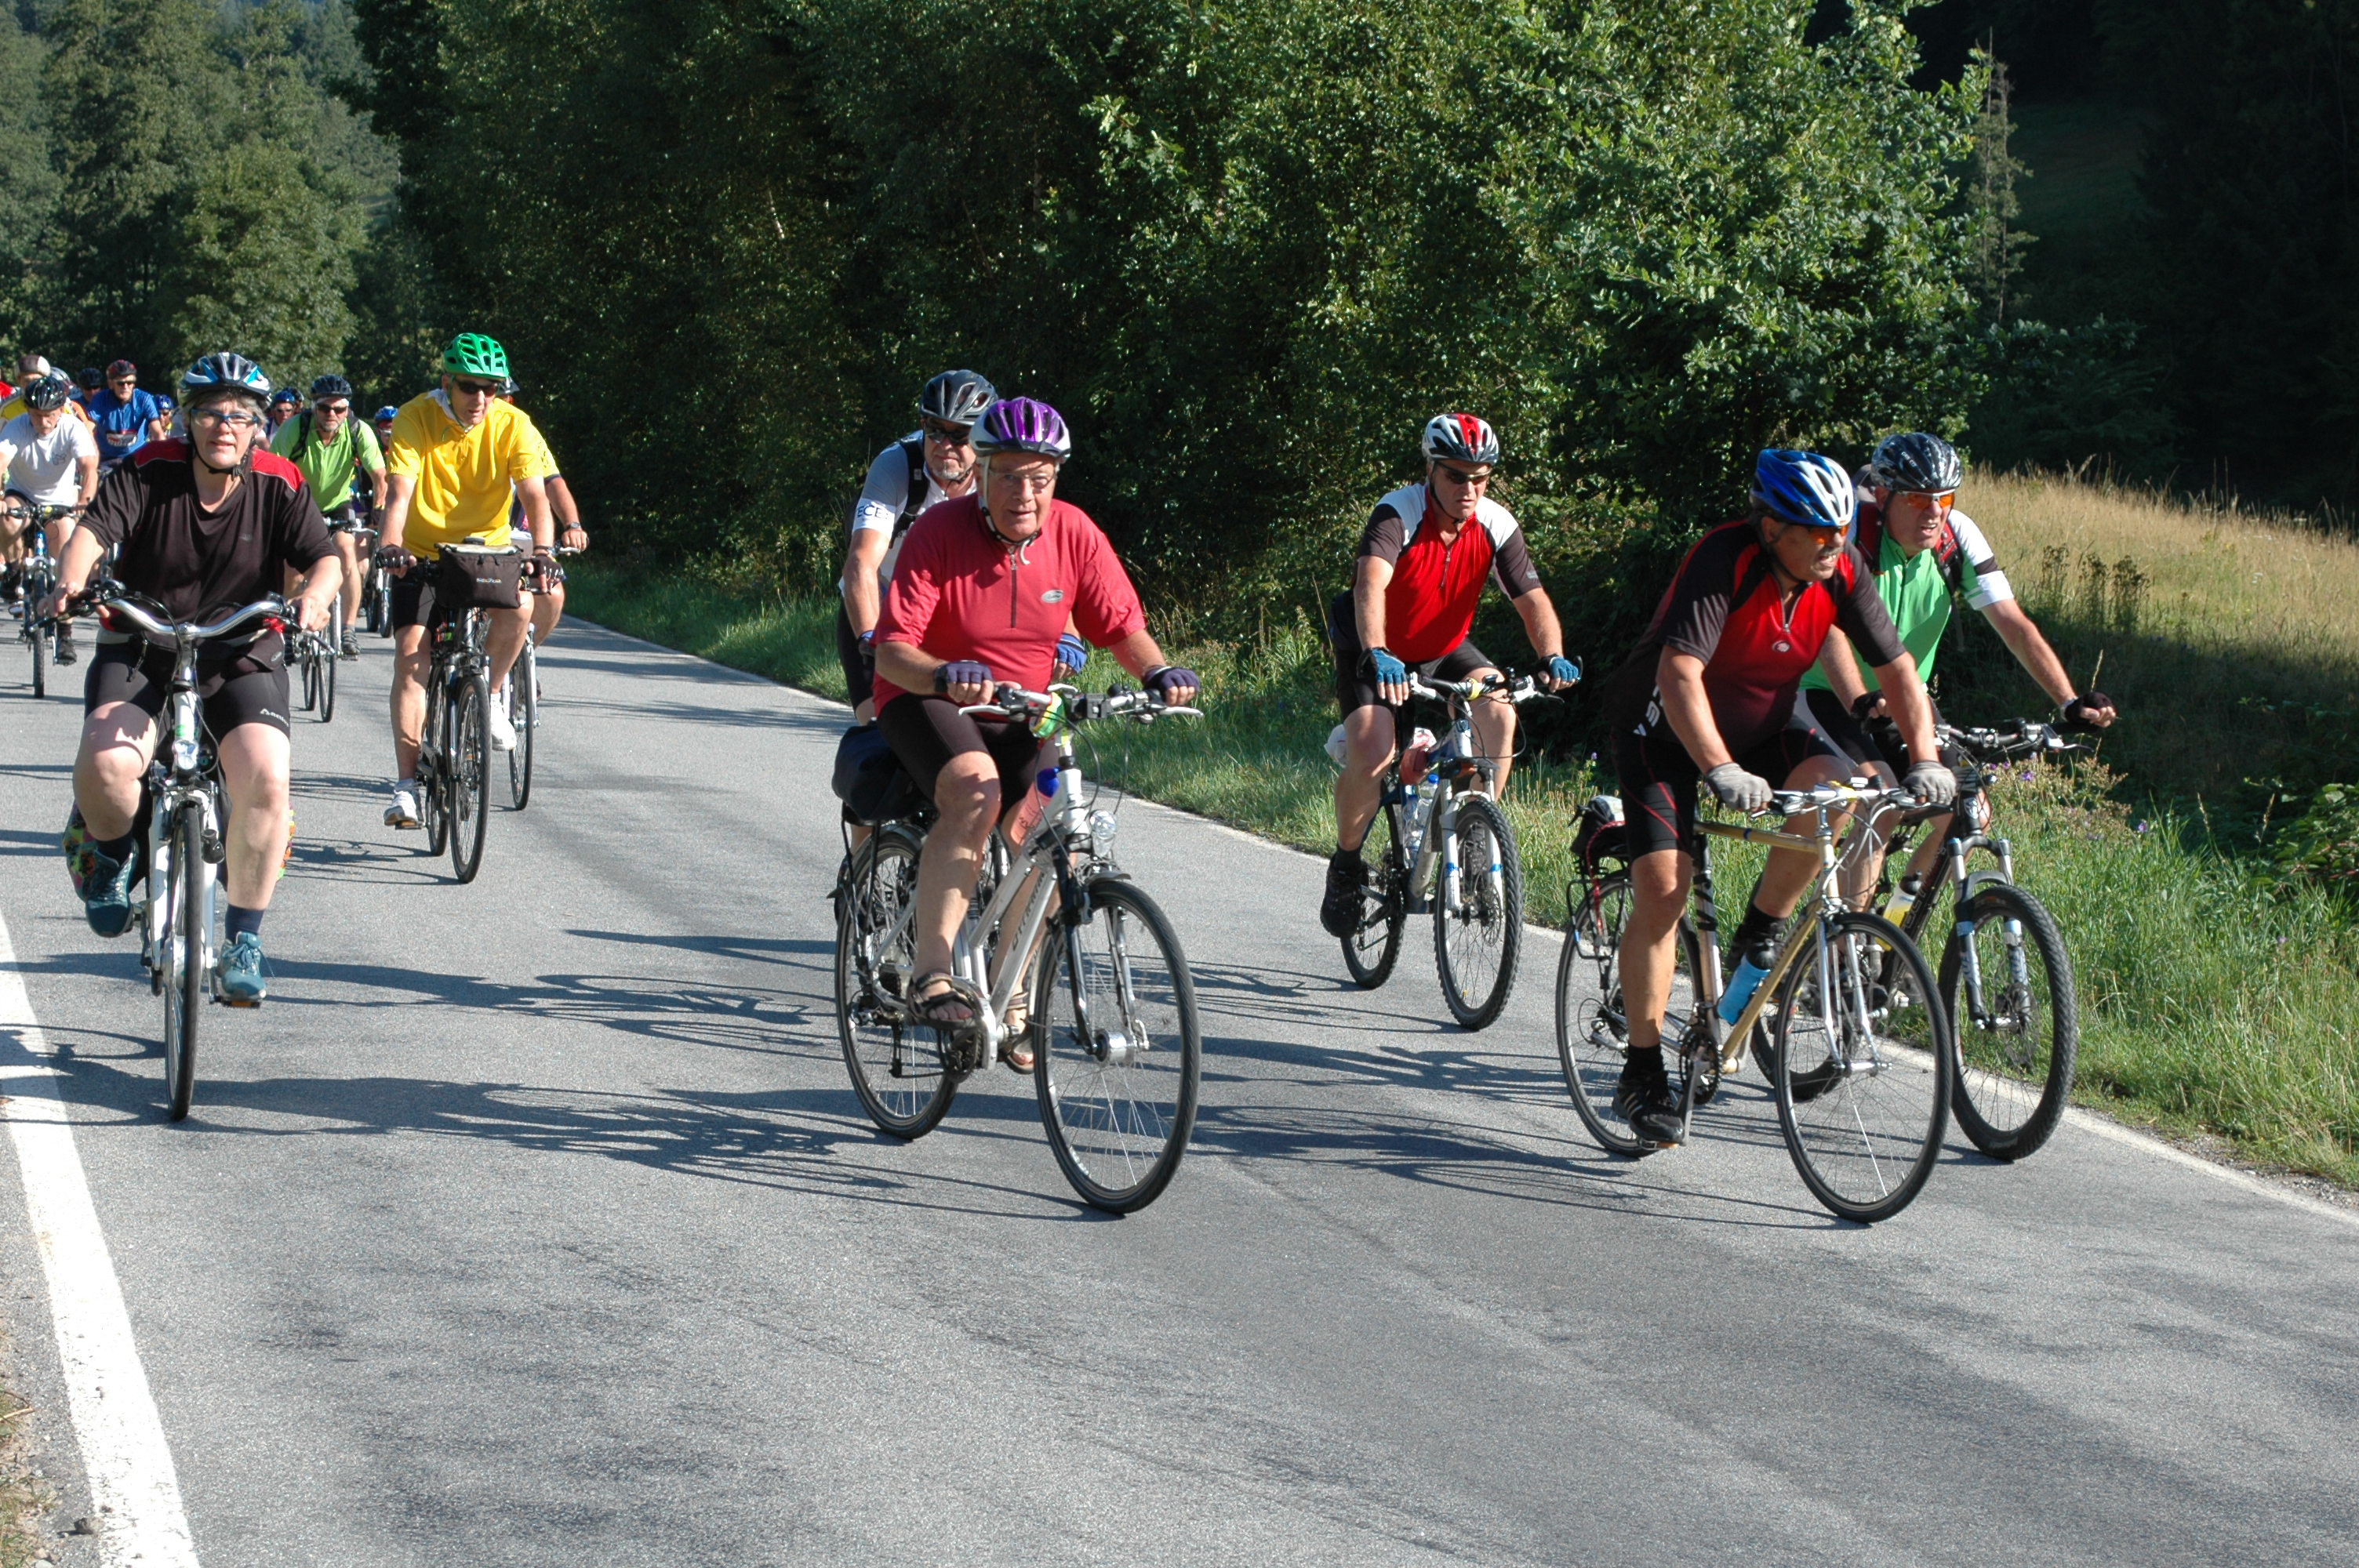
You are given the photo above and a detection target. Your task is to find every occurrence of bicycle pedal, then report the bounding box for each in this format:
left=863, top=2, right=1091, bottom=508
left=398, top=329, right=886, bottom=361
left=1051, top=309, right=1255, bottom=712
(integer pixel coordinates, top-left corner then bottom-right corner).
left=216, top=995, right=261, bottom=1010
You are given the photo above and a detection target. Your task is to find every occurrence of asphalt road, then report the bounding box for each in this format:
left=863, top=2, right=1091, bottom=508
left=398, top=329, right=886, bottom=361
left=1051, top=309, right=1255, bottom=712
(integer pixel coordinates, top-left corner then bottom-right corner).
left=1, top=622, right=2354, bottom=1567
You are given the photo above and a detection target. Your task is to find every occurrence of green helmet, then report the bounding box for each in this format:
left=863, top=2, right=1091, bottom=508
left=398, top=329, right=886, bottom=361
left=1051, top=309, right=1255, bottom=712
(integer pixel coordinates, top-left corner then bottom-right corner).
left=441, top=332, right=510, bottom=379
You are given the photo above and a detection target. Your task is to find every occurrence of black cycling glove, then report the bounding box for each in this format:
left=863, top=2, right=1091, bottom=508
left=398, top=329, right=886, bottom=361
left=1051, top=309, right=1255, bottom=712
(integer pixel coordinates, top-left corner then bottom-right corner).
left=2060, top=691, right=2114, bottom=733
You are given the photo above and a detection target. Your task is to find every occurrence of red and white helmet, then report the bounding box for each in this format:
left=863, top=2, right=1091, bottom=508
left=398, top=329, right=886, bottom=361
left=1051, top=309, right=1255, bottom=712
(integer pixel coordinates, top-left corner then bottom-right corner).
left=1421, top=412, right=1499, bottom=466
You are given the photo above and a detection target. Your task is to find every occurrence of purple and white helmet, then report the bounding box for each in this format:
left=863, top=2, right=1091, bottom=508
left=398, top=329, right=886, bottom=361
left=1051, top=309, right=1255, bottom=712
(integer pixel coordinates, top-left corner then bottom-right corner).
left=969, top=397, right=1071, bottom=463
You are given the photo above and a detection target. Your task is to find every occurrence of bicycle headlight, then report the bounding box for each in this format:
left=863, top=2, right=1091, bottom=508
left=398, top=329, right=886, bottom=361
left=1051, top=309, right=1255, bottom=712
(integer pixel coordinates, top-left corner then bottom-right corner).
left=170, top=738, right=200, bottom=773
left=1089, top=811, right=1119, bottom=848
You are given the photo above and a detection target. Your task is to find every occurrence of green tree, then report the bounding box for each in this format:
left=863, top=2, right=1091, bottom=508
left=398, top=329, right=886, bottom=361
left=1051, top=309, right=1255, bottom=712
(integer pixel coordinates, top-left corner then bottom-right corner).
left=155, top=140, right=359, bottom=383
left=0, top=13, right=60, bottom=351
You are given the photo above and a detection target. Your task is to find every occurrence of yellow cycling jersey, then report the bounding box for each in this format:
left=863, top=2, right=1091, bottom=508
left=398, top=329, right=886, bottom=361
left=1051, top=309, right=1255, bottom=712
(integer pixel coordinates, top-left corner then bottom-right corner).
left=383, top=392, right=555, bottom=559
left=0, top=394, right=93, bottom=426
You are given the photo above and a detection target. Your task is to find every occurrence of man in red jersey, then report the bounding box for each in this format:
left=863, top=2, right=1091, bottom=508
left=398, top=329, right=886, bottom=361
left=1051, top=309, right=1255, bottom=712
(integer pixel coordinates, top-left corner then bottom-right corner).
left=871, top=396, right=1198, bottom=1061
left=50, top=354, right=338, bottom=1003
left=1320, top=412, right=1581, bottom=938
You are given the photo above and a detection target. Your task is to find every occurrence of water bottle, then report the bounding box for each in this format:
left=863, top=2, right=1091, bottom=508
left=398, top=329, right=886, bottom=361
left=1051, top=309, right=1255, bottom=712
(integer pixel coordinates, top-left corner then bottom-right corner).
left=1880, top=871, right=1923, bottom=924
left=1398, top=728, right=1438, bottom=786
left=1717, top=952, right=1771, bottom=1025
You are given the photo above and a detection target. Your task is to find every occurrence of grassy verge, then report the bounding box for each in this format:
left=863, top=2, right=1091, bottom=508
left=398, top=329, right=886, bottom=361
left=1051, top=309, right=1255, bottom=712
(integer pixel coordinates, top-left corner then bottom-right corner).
left=0, top=1348, right=49, bottom=1568
left=568, top=528, right=2359, bottom=1189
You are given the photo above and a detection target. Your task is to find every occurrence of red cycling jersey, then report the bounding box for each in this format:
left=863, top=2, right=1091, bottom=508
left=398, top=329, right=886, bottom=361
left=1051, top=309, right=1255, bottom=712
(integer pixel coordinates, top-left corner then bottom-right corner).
left=871, top=494, right=1147, bottom=708
left=1358, top=484, right=1540, bottom=664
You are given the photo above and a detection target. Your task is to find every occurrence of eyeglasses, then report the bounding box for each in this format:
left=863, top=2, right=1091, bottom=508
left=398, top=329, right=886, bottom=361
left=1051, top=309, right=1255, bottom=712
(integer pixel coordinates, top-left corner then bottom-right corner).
left=450, top=377, right=501, bottom=397
left=314, top=401, right=351, bottom=415
left=923, top=421, right=973, bottom=445
left=187, top=407, right=262, bottom=430
left=991, top=470, right=1056, bottom=495
left=1432, top=464, right=1492, bottom=488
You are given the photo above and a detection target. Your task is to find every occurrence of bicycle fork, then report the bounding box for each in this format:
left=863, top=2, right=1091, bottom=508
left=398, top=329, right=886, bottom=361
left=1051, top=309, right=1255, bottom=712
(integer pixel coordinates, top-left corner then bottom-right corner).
left=1943, top=833, right=2031, bottom=1032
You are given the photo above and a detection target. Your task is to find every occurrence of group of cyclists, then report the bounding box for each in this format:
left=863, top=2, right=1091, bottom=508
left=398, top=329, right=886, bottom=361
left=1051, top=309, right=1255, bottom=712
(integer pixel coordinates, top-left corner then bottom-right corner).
left=20, top=332, right=587, bottom=1004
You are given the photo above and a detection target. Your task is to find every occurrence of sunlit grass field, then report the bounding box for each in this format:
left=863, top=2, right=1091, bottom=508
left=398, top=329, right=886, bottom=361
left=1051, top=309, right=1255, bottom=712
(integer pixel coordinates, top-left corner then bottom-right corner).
left=570, top=474, right=2359, bottom=1186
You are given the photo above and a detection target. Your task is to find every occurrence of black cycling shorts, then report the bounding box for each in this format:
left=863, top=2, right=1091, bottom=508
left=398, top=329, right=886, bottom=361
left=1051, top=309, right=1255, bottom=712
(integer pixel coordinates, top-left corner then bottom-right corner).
left=85, top=637, right=293, bottom=739
left=877, top=692, right=1045, bottom=819
left=1803, top=688, right=1952, bottom=778
left=834, top=601, right=874, bottom=710
left=1326, top=591, right=1495, bottom=717
left=1611, top=705, right=1847, bottom=860
left=323, top=500, right=368, bottom=532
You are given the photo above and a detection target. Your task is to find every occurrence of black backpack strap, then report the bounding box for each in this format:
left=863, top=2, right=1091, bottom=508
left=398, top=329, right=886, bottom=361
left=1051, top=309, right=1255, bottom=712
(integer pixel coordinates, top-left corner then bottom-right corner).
left=898, top=436, right=929, bottom=531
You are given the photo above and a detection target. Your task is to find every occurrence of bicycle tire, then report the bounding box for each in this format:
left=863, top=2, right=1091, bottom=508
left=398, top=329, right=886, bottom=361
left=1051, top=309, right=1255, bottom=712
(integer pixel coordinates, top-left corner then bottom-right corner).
left=1771, top=911, right=1953, bottom=1223
left=1434, top=792, right=1522, bottom=1030
left=29, top=626, right=43, bottom=699
left=370, top=570, right=391, bottom=637
left=318, top=641, right=337, bottom=723
left=1940, top=882, right=2077, bottom=1160
left=1558, top=875, right=1703, bottom=1156
left=162, top=803, right=205, bottom=1122
left=420, top=683, right=449, bottom=855
left=450, top=673, right=491, bottom=883
left=508, top=641, right=535, bottom=810
left=1035, top=877, right=1201, bottom=1213
left=836, top=827, right=956, bottom=1138
left=1340, top=802, right=1407, bottom=988
left=299, top=646, right=317, bottom=712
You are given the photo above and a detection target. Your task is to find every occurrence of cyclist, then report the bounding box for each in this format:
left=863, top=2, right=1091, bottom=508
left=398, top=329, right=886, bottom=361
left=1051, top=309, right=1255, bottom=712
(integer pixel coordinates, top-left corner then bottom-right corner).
left=373, top=332, right=555, bottom=829
left=1319, top=412, right=1581, bottom=938
left=871, top=396, right=1198, bottom=1054
left=496, top=381, right=589, bottom=661
left=1803, top=431, right=2117, bottom=895
left=270, top=374, right=386, bottom=656
left=0, top=357, right=95, bottom=427
left=264, top=388, right=300, bottom=442
left=1602, top=448, right=1956, bottom=1143
left=87, top=360, right=166, bottom=470
left=0, top=372, right=101, bottom=656
left=838, top=370, right=997, bottom=723
left=49, top=352, right=339, bottom=1002
left=373, top=405, right=398, bottom=448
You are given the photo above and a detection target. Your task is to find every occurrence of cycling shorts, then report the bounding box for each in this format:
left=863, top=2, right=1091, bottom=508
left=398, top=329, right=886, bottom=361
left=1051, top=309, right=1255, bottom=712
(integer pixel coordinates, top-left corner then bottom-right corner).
left=876, top=692, right=1046, bottom=819
left=86, top=637, right=292, bottom=739
left=1611, top=705, right=1846, bottom=859
left=1327, top=591, right=1495, bottom=717
left=1804, top=688, right=1958, bottom=779
left=323, top=500, right=368, bottom=533
left=834, top=601, right=874, bottom=709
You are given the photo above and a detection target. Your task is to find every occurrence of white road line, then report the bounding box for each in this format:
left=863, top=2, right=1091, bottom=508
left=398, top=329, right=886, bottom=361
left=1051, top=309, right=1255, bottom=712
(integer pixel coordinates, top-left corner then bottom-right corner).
left=0, top=911, right=202, bottom=1568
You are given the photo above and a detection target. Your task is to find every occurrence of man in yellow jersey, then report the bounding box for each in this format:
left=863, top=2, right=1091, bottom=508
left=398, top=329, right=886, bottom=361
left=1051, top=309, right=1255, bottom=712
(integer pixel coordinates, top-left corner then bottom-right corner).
left=497, top=381, right=589, bottom=665
left=373, top=332, right=555, bottom=829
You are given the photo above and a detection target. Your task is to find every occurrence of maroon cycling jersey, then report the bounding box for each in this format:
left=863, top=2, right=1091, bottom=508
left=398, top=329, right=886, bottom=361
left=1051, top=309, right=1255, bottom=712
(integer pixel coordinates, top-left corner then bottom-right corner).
left=871, top=494, right=1147, bottom=708
left=1357, top=484, right=1540, bottom=664
left=1623, top=518, right=1902, bottom=753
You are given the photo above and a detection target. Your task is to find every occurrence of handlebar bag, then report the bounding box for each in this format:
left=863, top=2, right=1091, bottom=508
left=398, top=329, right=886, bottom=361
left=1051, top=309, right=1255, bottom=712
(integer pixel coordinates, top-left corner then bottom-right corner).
left=434, top=548, right=522, bottom=610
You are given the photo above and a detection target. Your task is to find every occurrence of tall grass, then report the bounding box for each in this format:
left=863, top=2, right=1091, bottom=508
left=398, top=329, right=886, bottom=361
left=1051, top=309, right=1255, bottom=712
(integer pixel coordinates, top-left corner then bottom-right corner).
left=569, top=486, right=2359, bottom=1186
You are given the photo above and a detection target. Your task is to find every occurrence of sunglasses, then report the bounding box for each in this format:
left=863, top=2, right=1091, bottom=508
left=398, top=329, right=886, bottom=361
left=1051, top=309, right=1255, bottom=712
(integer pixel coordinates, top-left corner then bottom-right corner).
left=450, top=377, right=502, bottom=397
left=923, top=421, right=973, bottom=445
left=1432, top=465, right=1492, bottom=486
left=313, top=401, right=351, bottom=415
left=1896, top=490, right=1956, bottom=508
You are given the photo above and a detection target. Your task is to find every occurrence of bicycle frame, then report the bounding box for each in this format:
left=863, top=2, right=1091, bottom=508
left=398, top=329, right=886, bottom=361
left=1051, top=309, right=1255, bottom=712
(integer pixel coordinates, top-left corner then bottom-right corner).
left=1383, top=673, right=1533, bottom=916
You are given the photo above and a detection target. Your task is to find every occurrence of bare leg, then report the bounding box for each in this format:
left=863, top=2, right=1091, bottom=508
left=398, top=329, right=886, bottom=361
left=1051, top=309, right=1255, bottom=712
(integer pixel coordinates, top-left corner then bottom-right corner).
left=215, top=724, right=291, bottom=909
left=1619, top=848, right=1694, bottom=1056
left=1467, top=677, right=1518, bottom=796
left=1332, top=705, right=1397, bottom=850
left=75, top=702, right=157, bottom=840
left=911, top=754, right=1001, bottom=981
left=391, top=623, right=430, bottom=778
left=485, top=601, right=531, bottom=695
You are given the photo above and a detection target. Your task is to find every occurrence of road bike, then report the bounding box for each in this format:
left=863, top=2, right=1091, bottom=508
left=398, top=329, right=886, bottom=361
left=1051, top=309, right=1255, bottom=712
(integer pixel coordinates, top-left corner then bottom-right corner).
left=415, top=547, right=505, bottom=884
left=834, top=684, right=1205, bottom=1213
left=83, top=585, right=287, bottom=1121
left=13, top=505, right=75, bottom=698
left=289, top=624, right=337, bottom=723
left=1556, top=781, right=1955, bottom=1223
left=1863, top=719, right=2081, bottom=1161
left=1338, top=670, right=1554, bottom=1029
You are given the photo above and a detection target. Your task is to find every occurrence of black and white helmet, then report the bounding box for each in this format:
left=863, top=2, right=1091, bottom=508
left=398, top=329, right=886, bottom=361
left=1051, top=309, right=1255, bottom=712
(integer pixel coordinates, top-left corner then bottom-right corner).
left=24, top=372, right=72, bottom=412
left=918, top=369, right=996, bottom=428
left=1868, top=432, right=1963, bottom=493
left=1420, top=412, right=1500, bottom=467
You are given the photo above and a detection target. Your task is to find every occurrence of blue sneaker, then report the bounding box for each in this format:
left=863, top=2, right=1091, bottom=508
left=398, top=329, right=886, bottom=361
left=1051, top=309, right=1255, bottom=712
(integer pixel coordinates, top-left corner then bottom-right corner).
left=214, top=931, right=267, bottom=1005
left=81, top=848, right=138, bottom=938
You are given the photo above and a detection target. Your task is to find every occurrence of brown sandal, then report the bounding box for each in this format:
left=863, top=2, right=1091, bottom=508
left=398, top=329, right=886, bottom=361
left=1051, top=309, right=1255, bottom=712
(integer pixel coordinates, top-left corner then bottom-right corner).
left=909, top=971, right=973, bottom=1028
left=998, top=996, right=1035, bottom=1073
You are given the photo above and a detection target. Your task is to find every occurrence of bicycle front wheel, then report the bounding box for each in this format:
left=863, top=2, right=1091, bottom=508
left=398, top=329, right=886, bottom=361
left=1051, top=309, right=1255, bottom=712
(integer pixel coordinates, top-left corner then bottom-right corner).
left=1035, top=877, right=1201, bottom=1213
left=835, top=828, right=955, bottom=1138
left=1434, top=793, right=1522, bottom=1030
left=507, top=641, right=535, bottom=809
left=1557, top=875, right=1703, bottom=1156
left=450, top=674, right=491, bottom=883
left=162, top=804, right=205, bottom=1122
left=1941, top=882, right=2077, bottom=1160
left=318, top=642, right=337, bottom=723
left=369, top=570, right=391, bottom=637
left=1771, top=912, right=1952, bottom=1223
left=1340, top=803, right=1406, bottom=989
left=30, top=625, right=44, bottom=699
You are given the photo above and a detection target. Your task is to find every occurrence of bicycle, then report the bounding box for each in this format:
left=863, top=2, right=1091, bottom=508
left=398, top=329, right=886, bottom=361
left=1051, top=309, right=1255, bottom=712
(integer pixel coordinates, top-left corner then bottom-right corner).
left=354, top=522, right=391, bottom=637
left=1863, top=719, right=2081, bottom=1161
left=413, top=546, right=506, bottom=884
left=834, top=684, right=1206, bottom=1213
left=81, top=583, right=287, bottom=1122
left=13, top=505, right=75, bottom=698
left=501, top=546, right=578, bottom=811
left=1338, top=670, right=1556, bottom=1030
left=1556, top=781, right=1956, bottom=1223
left=289, top=623, right=336, bottom=723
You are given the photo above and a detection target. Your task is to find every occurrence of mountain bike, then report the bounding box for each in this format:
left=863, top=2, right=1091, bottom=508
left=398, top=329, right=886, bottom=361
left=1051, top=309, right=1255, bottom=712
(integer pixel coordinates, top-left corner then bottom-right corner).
left=834, top=684, right=1205, bottom=1213
left=415, top=549, right=503, bottom=884
left=1338, top=670, right=1554, bottom=1030
left=1556, top=781, right=1955, bottom=1224
left=13, top=506, right=75, bottom=698
left=83, top=585, right=287, bottom=1122
left=289, top=624, right=336, bottom=723
left=1863, top=719, right=2081, bottom=1161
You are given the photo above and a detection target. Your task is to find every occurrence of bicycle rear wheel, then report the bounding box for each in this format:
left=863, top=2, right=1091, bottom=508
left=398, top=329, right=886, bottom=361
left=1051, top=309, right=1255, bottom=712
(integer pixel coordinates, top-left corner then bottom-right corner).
left=836, top=828, right=955, bottom=1138
left=29, top=624, right=43, bottom=699
left=1035, top=877, right=1201, bottom=1213
left=298, top=645, right=317, bottom=712
left=1434, top=793, right=1522, bottom=1029
left=318, top=641, right=336, bottom=722
left=1941, top=882, right=2077, bottom=1160
left=1771, top=912, right=1952, bottom=1223
left=420, top=685, right=449, bottom=854
left=507, top=640, right=535, bottom=809
left=1558, top=875, right=1703, bottom=1156
left=1340, top=802, right=1406, bottom=988
left=450, top=673, right=491, bottom=883
left=161, top=803, right=205, bottom=1122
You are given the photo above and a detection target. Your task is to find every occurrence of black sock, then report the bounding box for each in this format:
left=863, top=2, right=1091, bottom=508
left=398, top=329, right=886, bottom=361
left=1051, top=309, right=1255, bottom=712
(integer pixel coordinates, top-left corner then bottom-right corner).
left=1332, top=844, right=1361, bottom=865
left=93, top=830, right=135, bottom=862
left=1731, top=900, right=1781, bottom=956
left=224, top=905, right=264, bottom=941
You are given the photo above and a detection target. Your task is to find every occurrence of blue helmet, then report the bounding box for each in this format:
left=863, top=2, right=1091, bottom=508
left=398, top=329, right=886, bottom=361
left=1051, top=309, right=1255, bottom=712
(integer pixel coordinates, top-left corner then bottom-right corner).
left=1750, top=448, right=1856, bottom=530
left=375, top=405, right=398, bottom=423
left=180, top=351, right=272, bottom=408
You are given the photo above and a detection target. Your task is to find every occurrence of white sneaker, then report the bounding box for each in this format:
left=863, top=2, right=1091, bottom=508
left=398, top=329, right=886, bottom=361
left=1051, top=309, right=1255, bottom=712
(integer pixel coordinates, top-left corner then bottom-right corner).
left=485, top=695, right=518, bottom=751
left=385, top=785, right=420, bottom=829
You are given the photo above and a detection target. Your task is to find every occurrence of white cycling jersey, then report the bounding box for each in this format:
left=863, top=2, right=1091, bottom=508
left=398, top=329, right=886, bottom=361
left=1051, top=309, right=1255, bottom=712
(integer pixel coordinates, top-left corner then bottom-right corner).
left=841, top=433, right=951, bottom=596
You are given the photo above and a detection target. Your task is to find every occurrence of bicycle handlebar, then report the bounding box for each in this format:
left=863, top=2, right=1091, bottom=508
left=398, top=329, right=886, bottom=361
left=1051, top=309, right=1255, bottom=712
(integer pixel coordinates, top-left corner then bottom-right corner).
left=84, top=586, right=288, bottom=645
left=958, top=684, right=1204, bottom=726
left=1403, top=669, right=1562, bottom=706
left=1754, top=781, right=1925, bottom=818
left=1940, top=718, right=2080, bottom=760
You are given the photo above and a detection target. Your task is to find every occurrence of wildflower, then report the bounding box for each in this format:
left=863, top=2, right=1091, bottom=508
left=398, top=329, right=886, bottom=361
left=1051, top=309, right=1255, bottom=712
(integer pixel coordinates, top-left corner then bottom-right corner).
left=2134, top=820, right=2151, bottom=834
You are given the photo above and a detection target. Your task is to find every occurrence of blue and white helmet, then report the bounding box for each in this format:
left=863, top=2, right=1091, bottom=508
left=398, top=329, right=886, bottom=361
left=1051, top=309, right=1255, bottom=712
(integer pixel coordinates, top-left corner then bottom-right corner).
left=1750, top=448, right=1856, bottom=530
left=180, top=352, right=271, bottom=408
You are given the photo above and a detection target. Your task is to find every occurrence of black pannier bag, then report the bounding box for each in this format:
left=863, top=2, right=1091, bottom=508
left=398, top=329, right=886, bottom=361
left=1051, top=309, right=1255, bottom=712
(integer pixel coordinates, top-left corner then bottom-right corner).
left=832, top=723, right=921, bottom=825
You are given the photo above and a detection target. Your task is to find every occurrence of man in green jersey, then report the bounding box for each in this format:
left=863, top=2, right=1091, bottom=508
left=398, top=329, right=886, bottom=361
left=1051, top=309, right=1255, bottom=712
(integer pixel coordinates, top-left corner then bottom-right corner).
left=1807, top=431, right=2116, bottom=894
left=270, top=373, right=385, bottom=655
